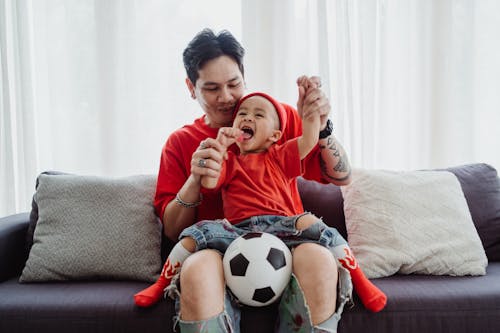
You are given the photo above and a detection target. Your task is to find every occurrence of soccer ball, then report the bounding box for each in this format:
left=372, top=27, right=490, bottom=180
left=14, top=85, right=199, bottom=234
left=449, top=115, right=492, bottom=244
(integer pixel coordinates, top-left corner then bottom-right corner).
left=223, top=232, right=292, bottom=307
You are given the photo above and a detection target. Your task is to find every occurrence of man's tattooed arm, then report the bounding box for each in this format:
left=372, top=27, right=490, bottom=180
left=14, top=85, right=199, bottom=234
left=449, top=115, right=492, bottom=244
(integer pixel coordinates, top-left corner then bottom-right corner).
left=318, top=136, right=352, bottom=184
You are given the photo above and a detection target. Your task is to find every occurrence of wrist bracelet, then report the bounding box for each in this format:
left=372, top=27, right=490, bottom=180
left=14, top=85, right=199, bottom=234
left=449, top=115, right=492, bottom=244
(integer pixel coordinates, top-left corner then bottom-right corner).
left=319, top=119, right=334, bottom=139
left=175, top=193, right=203, bottom=208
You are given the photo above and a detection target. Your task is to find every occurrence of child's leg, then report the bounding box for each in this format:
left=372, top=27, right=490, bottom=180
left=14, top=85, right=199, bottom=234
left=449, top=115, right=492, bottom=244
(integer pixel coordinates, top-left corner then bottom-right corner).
left=331, top=245, right=386, bottom=312
left=134, top=237, right=195, bottom=307
left=297, top=214, right=387, bottom=313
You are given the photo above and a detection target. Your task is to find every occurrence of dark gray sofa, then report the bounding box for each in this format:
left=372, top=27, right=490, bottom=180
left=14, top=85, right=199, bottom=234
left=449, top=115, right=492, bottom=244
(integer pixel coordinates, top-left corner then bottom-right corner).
left=1, top=163, right=500, bottom=332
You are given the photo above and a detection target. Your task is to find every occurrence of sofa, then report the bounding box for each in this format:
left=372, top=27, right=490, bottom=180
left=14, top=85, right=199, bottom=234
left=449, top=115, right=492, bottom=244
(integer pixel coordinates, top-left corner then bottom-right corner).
left=1, top=163, right=499, bottom=333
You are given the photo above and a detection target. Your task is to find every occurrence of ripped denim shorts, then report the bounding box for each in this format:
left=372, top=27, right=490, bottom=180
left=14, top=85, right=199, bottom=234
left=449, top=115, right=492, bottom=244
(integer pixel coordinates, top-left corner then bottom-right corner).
left=168, top=214, right=352, bottom=333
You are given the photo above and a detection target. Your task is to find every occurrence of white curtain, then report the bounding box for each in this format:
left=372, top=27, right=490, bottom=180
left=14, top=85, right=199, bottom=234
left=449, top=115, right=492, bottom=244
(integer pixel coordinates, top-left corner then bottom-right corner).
left=2, top=0, right=500, bottom=217
left=0, top=0, right=242, bottom=216
left=243, top=0, right=500, bottom=170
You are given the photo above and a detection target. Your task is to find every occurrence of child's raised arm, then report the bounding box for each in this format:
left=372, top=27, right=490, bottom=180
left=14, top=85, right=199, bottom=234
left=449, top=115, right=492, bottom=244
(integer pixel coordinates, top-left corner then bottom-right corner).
left=296, top=78, right=321, bottom=159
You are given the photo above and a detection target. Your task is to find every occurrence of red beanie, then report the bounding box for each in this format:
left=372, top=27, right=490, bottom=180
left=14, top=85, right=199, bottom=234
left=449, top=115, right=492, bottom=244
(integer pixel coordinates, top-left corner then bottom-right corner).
left=234, top=92, right=287, bottom=131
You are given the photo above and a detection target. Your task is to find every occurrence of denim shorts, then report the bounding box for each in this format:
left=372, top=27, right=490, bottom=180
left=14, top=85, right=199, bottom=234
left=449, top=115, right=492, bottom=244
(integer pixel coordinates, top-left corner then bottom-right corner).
left=179, top=213, right=348, bottom=253
left=170, top=214, right=353, bottom=332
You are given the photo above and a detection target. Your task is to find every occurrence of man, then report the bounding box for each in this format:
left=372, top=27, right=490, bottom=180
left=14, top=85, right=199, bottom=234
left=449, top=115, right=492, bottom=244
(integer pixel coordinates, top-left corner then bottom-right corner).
left=153, top=29, right=353, bottom=332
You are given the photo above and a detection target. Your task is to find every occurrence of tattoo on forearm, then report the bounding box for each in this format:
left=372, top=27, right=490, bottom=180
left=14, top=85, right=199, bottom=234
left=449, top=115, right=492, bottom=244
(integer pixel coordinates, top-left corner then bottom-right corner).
left=319, top=137, right=351, bottom=181
left=334, top=155, right=350, bottom=173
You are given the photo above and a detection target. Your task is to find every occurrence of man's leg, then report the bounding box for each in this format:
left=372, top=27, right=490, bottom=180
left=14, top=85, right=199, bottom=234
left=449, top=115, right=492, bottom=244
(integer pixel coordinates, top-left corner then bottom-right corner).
left=277, top=243, right=349, bottom=333
left=294, top=243, right=338, bottom=325
left=277, top=243, right=352, bottom=333
left=177, top=249, right=240, bottom=333
left=180, top=249, right=225, bottom=320
left=274, top=214, right=353, bottom=332
left=298, top=214, right=386, bottom=313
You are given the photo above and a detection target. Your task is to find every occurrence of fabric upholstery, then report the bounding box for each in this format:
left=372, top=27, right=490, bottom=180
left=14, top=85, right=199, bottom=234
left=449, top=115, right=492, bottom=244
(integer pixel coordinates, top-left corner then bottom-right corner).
left=1, top=165, right=500, bottom=333
left=446, top=163, right=500, bottom=261
left=0, top=213, right=30, bottom=281
left=2, top=264, right=500, bottom=333
left=299, top=163, right=500, bottom=263
left=340, top=169, right=488, bottom=278
left=20, top=173, right=162, bottom=282
left=297, top=178, right=347, bottom=237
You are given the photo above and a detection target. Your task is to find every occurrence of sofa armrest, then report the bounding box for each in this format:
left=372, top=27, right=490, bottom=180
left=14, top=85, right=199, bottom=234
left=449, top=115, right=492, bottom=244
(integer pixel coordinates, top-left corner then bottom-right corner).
left=0, top=212, right=30, bottom=281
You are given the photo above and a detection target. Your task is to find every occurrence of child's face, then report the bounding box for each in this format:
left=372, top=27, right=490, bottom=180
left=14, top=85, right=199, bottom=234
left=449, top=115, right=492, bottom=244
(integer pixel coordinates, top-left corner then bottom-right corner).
left=233, top=96, right=282, bottom=154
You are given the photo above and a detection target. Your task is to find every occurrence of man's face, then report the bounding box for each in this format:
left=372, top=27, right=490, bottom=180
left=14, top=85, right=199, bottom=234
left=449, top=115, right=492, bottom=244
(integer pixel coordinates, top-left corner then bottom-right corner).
left=187, top=55, right=245, bottom=128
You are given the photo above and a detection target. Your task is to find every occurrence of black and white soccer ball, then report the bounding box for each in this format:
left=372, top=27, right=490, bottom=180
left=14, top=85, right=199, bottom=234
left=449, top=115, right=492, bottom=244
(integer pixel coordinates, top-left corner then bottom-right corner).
left=223, top=232, right=292, bottom=307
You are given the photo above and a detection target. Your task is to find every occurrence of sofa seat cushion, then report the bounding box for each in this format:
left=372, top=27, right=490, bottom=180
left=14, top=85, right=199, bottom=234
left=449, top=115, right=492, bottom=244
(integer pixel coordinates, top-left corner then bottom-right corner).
left=0, top=277, right=280, bottom=333
left=0, top=279, right=174, bottom=333
left=2, top=263, right=500, bottom=333
left=341, top=262, right=500, bottom=332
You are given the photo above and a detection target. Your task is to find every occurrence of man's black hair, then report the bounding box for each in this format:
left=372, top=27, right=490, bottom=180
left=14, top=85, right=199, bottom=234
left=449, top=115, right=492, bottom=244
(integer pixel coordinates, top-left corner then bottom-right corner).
left=183, top=28, right=245, bottom=85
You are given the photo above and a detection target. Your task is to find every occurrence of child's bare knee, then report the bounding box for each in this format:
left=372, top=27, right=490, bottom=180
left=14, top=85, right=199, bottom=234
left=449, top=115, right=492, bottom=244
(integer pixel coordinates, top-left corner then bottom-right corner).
left=296, top=213, right=320, bottom=230
left=180, top=237, right=196, bottom=252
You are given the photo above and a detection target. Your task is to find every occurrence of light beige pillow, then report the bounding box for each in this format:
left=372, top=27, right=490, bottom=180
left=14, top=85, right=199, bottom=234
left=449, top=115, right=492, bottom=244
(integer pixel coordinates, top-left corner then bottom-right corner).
left=340, top=169, right=488, bottom=278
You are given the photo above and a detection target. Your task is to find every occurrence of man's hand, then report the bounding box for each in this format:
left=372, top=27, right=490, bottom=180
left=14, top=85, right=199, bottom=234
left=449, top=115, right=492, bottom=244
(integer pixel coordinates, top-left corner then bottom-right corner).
left=199, top=127, right=243, bottom=190
left=190, top=137, right=226, bottom=182
left=193, top=127, right=243, bottom=184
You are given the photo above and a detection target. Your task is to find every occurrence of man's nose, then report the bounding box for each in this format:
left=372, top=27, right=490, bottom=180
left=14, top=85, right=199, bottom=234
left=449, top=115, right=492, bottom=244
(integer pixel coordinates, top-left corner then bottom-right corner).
left=218, top=86, right=232, bottom=103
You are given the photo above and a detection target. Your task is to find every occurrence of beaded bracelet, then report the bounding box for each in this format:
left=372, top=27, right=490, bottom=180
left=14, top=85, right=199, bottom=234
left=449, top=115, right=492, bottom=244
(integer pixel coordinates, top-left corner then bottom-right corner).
left=174, top=193, right=203, bottom=208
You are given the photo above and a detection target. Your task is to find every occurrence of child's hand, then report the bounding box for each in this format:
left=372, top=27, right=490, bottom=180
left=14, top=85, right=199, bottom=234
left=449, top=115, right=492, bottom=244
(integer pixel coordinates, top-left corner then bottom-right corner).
left=297, top=75, right=327, bottom=128
left=297, top=76, right=321, bottom=118
left=216, top=127, right=244, bottom=149
left=297, top=76, right=320, bottom=94
left=308, top=76, right=322, bottom=89
left=297, top=75, right=311, bottom=91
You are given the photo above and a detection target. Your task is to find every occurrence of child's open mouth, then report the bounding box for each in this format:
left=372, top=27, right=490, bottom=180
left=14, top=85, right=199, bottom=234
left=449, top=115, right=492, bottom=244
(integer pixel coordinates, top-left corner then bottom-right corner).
left=241, top=126, right=254, bottom=140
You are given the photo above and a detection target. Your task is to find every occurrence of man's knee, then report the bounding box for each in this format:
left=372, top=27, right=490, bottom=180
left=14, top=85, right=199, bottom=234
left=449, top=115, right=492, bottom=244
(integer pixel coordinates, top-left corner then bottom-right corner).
left=180, top=249, right=225, bottom=320
left=293, top=243, right=337, bottom=281
left=292, top=243, right=338, bottom=325
left=181, top=249, right=224, bottom=289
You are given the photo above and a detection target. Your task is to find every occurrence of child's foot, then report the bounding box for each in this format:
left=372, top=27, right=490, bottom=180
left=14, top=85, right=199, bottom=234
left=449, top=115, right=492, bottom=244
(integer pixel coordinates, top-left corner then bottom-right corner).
left=134, top=275, right=169, bottom=307
left=348, top=268, right=387, bottom=312
left=134, top=260, right=180, bottom=307
left=338, top=248, right=387, bottom=312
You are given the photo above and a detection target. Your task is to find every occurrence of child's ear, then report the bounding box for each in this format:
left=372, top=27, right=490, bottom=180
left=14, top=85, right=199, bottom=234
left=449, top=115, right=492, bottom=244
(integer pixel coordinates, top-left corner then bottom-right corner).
left=269, top=130, right=283, bottom=143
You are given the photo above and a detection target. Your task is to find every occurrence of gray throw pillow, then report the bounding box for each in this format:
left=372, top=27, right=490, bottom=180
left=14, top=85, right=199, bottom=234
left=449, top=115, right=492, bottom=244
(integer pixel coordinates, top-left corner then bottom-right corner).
left=20, top=173, right=162, bottom=283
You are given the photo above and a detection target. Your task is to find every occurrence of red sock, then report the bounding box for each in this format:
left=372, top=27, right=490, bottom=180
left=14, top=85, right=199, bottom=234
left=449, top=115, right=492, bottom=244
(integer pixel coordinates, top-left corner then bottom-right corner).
left=338, top=248, right=387, bottom=312
left=134, top=258, right=180, bottom=307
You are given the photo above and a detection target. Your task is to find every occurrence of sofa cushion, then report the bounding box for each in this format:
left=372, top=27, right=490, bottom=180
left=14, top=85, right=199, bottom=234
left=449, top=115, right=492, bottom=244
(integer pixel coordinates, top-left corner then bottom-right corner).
left=446, top=163, right=500, bottom=261
left=3, top=263, right=500, bottom=333
left=0, top=278, right=174, bottom=333
left=338, top=262, right=500, bottom=333
left=299, top=163, right=500, bottom=263
left=20, top=173, right=162, bottom=283
left=341, top=169, right=488, bottom=278
left=297, top=177, right=347, bottom=238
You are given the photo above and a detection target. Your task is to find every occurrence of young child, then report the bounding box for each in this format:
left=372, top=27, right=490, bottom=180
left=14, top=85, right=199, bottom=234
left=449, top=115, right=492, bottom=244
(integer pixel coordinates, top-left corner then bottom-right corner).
left=134, top=86, right=387, bottom=313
